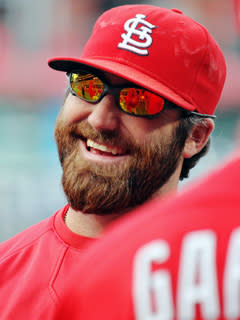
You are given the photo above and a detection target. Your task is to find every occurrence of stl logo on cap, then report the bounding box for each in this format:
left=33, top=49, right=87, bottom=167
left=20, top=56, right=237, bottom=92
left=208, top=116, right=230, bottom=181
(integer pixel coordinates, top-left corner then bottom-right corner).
left=118, top=14, right=157, bottom=56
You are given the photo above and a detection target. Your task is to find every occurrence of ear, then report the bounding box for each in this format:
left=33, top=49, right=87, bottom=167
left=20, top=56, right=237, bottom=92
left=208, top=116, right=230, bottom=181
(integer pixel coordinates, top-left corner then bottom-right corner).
left=183, top=119, right=214, bottom=159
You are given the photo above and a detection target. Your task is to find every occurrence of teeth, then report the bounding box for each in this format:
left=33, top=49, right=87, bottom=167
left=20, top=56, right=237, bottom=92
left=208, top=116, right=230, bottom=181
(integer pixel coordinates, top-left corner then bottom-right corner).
left=87, top=139, right=119, bottom=155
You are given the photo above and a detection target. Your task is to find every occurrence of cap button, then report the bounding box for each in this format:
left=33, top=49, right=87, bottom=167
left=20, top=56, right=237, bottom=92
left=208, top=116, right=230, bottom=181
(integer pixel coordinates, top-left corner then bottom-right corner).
left=171, top=8, right=183, bottom=14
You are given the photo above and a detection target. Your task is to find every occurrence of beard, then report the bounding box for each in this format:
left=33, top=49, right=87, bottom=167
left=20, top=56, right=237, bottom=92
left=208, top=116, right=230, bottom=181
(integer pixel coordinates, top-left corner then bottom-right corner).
left=55, top=118, right=187, bottom=215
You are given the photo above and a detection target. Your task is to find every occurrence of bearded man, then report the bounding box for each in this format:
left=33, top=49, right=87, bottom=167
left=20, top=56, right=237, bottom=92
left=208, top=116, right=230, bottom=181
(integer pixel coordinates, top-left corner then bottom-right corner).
left=0, top=5, right=226, bottom=318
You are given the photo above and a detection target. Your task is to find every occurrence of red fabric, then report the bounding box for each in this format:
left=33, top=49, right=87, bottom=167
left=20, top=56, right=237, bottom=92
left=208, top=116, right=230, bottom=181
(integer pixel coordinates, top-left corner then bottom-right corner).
left=59, top=152, right=240, bottom=320
left=0, top=205, right=95, bottom=319
left=48, top=5, right=226, bottom=116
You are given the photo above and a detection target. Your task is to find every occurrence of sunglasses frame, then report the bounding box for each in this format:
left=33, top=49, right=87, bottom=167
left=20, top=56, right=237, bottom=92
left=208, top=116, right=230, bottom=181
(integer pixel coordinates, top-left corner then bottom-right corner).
left=67, top=67, right=216, bottom=119
left=67, top=68, right=178, bottom=119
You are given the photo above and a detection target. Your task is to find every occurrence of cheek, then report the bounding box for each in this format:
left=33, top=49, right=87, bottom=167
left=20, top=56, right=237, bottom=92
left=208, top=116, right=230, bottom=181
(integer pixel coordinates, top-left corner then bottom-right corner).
left=122, top=117, right=155, bottom=143
left=122, top=117, right=172, bottom=145
left=127, top=120, right=181, bottom=146
left=59, top=95, right=91, bottom=125
left=126, top=125, right=146, bottom=144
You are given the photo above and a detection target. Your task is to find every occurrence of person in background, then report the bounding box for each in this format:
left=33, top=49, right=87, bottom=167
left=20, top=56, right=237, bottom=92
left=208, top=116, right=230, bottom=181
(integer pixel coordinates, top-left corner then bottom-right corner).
left=0, top=4, right=226, bottom=318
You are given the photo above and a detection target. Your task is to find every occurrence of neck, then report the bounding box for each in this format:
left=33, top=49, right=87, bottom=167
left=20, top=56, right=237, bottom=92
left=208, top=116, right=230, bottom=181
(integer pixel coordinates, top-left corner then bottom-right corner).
left=64, top=206, right=124, bottom=238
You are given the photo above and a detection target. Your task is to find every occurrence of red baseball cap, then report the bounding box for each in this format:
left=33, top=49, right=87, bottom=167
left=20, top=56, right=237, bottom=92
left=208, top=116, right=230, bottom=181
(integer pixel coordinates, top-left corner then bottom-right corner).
left=48, top=5, right=226, bottom=116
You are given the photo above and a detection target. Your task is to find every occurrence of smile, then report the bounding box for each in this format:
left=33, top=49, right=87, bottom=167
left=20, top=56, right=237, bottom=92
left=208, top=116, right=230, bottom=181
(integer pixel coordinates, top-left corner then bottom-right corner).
left=86, top=139, right=124, bottom=156
left=79, top=138, right=129, bottom=163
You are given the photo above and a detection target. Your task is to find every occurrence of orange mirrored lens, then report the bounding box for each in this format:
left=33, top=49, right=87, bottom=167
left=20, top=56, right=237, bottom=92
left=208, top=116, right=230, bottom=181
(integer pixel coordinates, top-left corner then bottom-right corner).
left=70, top=72, right=165, bottom=117
left=120, top=88, right=164, bottom=116
left=70, top=72, right=104, bottom=101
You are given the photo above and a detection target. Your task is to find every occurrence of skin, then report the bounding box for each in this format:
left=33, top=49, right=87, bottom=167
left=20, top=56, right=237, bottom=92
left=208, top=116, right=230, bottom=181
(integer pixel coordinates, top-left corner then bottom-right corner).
left=57, top=72, right=214, bottom=238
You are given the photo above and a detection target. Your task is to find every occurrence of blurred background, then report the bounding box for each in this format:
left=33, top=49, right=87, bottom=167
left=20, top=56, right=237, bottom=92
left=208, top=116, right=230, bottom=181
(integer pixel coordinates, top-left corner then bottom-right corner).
left=0, top=0, right=239, bottom=242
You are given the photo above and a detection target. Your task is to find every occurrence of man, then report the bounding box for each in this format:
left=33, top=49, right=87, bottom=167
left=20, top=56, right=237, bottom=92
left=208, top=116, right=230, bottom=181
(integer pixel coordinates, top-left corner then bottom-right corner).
left=59, top=151, right=240, bottom=320
left=0, top=4, right=226, bottom=318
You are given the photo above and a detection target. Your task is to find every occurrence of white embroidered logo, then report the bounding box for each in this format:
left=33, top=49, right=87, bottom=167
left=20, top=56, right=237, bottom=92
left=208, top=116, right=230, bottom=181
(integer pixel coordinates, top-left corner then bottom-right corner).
left=118, top=14, right=157, bottom=56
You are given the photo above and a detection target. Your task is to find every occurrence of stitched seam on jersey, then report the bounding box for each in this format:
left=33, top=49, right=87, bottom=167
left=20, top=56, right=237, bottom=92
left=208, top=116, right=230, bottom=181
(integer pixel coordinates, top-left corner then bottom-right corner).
left=48, top=246, right=69, bottom=304
left=52, top=219, right=93, bottom=252
left=0, top=226, right=54, bottom=264
left=52, top=220, right=70, bottom=249
left=51, top=205, right=76, bottom=250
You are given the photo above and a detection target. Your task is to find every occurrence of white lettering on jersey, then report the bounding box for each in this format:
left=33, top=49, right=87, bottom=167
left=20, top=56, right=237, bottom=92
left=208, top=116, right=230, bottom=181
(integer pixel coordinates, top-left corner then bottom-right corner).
left=117, top=14, right=157, bottom=56
left=177, top=231, right=220, bottom=320
left=224, top=227, right=240, bottom=319
left=133, top=240, right=174, bottom=320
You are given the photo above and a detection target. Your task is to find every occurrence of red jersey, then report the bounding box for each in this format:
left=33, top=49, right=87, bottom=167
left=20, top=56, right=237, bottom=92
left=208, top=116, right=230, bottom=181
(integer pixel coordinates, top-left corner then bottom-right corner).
left=59, top=153, right=240, bottom=320
left=0, top=204, right=95, bottom=319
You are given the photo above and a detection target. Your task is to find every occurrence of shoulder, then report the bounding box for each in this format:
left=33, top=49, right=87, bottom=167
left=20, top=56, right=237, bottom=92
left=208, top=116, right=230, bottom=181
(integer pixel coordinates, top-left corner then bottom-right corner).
left=0, top=206, right=67, bottom=263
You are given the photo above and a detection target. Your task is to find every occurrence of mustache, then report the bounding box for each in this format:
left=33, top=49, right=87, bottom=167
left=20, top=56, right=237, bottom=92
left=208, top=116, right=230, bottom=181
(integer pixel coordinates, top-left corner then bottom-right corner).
left=55, top=119, right=139, bottom=164
left=69, top=120, right=135, bottom=153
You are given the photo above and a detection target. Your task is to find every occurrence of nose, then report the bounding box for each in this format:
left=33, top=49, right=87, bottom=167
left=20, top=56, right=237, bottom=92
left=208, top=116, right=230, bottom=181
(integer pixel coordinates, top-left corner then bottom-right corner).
left=87, top=95, right=120, bottom=132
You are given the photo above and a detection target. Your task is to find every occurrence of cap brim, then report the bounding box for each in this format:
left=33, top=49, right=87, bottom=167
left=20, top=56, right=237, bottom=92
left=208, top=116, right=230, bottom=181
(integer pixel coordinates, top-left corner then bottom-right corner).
left=48, top=57, right=196, bottom=112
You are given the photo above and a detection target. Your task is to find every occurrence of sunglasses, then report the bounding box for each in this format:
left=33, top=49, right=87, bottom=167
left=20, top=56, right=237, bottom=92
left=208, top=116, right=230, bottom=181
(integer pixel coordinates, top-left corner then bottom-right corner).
left=67, top=70, right=177, bottom=118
